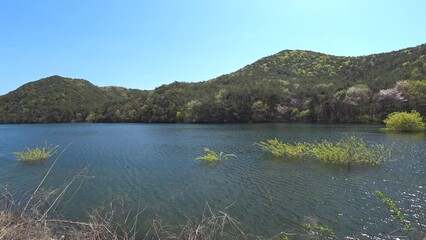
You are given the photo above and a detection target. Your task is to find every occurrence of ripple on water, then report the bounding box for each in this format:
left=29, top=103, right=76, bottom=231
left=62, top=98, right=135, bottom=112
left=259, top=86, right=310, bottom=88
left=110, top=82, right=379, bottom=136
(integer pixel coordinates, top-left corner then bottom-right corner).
left=0, top=123, right=424, bottom=238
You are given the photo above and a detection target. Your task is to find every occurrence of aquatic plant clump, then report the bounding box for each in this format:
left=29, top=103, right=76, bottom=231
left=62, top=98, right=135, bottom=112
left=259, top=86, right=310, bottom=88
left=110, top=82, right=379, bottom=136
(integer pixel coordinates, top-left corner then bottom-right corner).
left=302, top=219, right=336, bottom=239
left=310, top=136, right=389, bottom=166
left=376, top=190, right=410, bottom=232
left=12, top=144, right=58, bottom=161
left=258, top=136, right=392, bottom=167
left=256, top=138, right=310, bottom=160
left=196, top=147, right=236, bottom=161
left=383, top=110, right=425, bottom=132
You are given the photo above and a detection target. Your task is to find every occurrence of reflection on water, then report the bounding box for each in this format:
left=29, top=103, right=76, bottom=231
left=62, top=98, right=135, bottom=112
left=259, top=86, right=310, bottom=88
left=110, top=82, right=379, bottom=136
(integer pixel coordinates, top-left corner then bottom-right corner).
left=0, top=123, right=425, bottom=237
left=383, top=130, right=426, bottom=140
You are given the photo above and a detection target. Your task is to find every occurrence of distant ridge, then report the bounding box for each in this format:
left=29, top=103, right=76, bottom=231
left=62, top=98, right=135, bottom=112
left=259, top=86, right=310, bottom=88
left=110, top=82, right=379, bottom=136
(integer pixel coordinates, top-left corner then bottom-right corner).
left=1, top=43, right=425, bottom=123
left=0, top=75, right=146, bottom=123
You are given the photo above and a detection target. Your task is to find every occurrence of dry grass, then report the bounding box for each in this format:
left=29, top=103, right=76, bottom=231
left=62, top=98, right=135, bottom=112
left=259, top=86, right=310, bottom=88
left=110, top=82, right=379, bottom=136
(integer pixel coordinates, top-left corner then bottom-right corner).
left=150, top=203, right=245, bottom=240
left=1, top=186, right=424, bottom=240
left=0, top=143, right=143, bottom=240
left=148, top=203, right=295, bottom=240
left=0, top=184, right=144, bottom=240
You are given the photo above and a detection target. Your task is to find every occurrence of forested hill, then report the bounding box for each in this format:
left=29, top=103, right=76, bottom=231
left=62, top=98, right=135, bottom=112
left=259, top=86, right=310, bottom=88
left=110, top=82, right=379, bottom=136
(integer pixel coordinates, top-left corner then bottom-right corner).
left=1, top=44, right=425, bottom=123
left=0, top=76, right=147, bottom=123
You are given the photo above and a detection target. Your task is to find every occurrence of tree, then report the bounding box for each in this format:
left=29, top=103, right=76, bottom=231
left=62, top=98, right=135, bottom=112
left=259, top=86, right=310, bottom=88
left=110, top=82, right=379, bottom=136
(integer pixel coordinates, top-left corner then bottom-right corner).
left=251, top=100, right=269, bottom=122
left=184, top=100, right=203, bottom=123
left=398, top=80, right=426, bottom=117
left=342, top=86, right=372, bottom=122
left=377, top=85, right=405, bottom=118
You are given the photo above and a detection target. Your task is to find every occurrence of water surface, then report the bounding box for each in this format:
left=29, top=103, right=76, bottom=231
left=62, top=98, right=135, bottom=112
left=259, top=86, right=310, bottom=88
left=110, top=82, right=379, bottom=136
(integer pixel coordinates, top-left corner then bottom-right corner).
left=0, top=124, right=424, bottom=237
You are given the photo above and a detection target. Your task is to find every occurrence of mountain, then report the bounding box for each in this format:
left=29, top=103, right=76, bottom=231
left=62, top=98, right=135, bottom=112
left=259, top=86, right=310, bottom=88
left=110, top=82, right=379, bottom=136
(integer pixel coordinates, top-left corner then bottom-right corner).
left=0, top=75, right=147, bottom=123
left=0, top=44, right=425, bottom=123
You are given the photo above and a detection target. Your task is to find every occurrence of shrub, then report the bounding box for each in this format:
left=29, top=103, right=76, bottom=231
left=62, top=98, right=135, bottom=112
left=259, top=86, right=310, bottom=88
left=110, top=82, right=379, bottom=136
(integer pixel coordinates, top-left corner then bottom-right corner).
left=256, top=138, right=310, bottom=160
left=310, top=136, right=387, bottom=166
left=12, top=144, right=58, bottom=161
left=383, top=111, right=425, bottom=132
left=196, top=148, right=236, bottom=162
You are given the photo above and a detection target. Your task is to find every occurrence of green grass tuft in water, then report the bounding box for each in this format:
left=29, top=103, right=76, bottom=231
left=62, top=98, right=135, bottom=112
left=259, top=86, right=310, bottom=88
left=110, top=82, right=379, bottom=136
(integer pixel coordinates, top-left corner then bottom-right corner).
left=196, top=147, right=236, bottom=162
left=257, top=135, right=392, bottom=167
left=256, top=138, right=310, bottom=160
left=12, top=144, right=58, bottom=161
left=376, top=190, right=410, bottom=232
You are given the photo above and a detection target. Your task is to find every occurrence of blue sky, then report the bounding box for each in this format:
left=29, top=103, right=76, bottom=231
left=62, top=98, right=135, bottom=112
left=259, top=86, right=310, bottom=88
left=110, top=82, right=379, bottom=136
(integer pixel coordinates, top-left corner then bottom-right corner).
left=1, top=0, right=425, bottom=95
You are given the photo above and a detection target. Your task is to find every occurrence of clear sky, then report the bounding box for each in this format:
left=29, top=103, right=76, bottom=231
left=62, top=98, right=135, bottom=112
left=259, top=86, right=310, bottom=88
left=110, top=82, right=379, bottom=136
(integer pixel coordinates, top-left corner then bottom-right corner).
left=1, top=0, right=425, bottom=95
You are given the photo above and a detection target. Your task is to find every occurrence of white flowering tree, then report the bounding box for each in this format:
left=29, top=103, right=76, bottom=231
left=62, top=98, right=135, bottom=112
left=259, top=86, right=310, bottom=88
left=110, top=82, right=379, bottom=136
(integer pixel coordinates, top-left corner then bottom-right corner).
left=342, top=86, right=372, bottom=122
left=376, top=83, right=406, bottom=117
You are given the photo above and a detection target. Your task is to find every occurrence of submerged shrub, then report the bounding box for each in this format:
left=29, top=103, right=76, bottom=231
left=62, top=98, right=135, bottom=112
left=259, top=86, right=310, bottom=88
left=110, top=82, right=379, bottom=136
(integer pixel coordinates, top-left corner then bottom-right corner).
left=12, top=144, right=58, bottom=161
left=383, top=111, right=425, bottom=132
left=258, top=135, right=391, bottom=167
left=310, top=136, right=388, bottom=166
left=302, top=217, right=336, bottom=239
left=256, top=139, right=310, bottom=160
left=376, top=190, right=410, bottom=232
left=196, top=148, right=236, bottom=162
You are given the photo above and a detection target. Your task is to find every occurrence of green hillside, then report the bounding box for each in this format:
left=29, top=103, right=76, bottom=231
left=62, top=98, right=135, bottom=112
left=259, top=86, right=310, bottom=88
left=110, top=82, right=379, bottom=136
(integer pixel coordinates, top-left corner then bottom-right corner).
left=0, top=76, right=147, bottom=123
left=1, top=44, right=425, bottom=123
left=117, top=43, right=426, bottom=123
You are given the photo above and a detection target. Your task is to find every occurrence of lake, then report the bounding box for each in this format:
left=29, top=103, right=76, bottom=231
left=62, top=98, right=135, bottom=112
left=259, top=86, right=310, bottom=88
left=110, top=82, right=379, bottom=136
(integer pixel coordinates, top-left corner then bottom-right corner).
left=0, top=123, right=425, bottom=238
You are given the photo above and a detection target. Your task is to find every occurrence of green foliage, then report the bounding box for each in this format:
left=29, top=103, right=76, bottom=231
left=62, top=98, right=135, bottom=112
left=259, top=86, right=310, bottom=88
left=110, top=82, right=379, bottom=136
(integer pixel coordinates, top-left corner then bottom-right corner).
left=0, top=76, right=147, bottom=123
left=251, top=100, right=269, bottom=122
left=303, top=221, right=336, bottom=239
left=196, top=148, right=236, bottom=162
left=12, top=144, right=58, bottom=161
left=309, top=136, right=388, bottom=166
left=256, top=139, right=310, bottom=160
left=256, top=139, right=285, bottom=157
left=1, top=44, right=426, bottom=124
left=398, top=80, right=426, bottom=117
left=85, top=112, right=104, bottom=123
left=383, top=111, right=425, bottom=132
left=317, top=225, right=336, bottom=238
left=175, top=111, right=183, bottom=122
left=258, top=136, right=391, bottom=167
left=376, top=190, right=410, bottom=232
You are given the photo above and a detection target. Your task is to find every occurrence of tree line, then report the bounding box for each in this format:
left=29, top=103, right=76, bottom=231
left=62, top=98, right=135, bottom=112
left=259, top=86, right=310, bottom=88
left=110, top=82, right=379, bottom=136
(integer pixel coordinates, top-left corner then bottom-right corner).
left=0, top=43, right=425, bottom=124
left=86, top=80, right=425, bottom=123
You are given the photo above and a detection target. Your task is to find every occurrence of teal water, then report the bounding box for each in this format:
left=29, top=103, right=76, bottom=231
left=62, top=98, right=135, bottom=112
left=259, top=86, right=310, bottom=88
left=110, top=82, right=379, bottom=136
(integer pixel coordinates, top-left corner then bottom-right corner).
left=0, top=124, right=425, bottom=238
